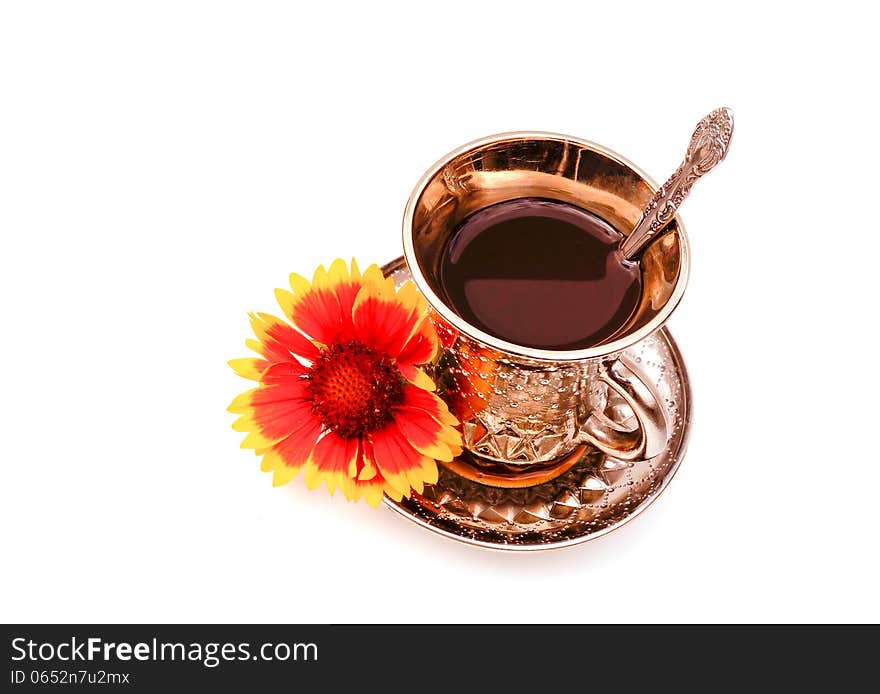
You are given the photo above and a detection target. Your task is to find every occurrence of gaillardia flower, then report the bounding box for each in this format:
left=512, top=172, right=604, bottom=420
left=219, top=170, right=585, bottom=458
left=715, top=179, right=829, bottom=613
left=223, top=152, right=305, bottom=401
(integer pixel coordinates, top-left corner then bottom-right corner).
left=228, top=259, right=461, bottom=507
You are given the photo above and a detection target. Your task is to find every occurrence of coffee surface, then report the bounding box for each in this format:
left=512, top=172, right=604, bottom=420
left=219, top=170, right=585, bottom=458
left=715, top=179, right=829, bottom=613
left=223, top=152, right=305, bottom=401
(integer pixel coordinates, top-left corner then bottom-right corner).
left=438, top=198, right=642, bottom=350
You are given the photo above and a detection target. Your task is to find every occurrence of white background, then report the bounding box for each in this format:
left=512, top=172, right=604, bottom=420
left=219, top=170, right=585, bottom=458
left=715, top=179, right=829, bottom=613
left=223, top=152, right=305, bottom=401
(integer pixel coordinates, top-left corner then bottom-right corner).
left=2, top=2, right=878, bottom=624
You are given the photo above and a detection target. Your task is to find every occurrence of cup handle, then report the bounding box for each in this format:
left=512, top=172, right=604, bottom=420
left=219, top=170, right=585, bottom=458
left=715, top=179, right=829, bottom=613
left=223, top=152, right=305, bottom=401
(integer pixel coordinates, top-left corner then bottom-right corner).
left=579, top=354, right=669, bottom=461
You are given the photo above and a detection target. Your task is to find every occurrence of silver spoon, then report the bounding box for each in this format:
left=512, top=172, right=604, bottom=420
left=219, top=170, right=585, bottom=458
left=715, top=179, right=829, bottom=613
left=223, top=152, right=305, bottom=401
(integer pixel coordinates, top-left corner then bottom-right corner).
left=620, top=107, right=734, bottom=259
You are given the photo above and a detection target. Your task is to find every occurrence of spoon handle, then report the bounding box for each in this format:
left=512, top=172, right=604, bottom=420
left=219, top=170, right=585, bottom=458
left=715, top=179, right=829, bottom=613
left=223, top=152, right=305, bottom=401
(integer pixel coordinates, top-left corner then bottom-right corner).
left=620, top=107, right=734, bottom=259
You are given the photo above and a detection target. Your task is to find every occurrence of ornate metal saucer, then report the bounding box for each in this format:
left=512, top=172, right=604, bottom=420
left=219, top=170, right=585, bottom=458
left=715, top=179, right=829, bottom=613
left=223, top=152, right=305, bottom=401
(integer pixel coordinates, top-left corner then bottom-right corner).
left=382, top=257, right=692, bottom=551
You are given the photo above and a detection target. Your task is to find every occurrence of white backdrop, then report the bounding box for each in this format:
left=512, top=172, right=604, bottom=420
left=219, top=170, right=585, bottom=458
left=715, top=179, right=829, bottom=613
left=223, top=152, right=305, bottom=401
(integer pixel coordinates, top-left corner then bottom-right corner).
left=2, top=1, right=877, bottom=623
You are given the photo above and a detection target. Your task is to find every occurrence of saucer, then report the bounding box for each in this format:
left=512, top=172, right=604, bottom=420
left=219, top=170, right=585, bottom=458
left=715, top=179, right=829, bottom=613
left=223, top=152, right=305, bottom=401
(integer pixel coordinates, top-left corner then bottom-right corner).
left=381, top=257, right=692, bottom=551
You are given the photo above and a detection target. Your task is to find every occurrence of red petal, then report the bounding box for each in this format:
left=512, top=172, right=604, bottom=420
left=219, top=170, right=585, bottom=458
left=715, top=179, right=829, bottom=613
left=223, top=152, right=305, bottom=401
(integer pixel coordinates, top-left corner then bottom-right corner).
left=247, top=379, right=315, bottom=442
left=262, top=318, right=321, bottom=362
left=369, top=423, right=424, bottom=476
left=398, top=385, right=458, bottom=426
left=251, top=398, right=315, bottom=442
left=333, top=281, right=362, bottom=335
left=352, top=290, right=419, bottom=359
left=310, top=432, right=359, bottom=475
left=260, top=362, right=306, bottom=384
left=291, top=282, right=363, bottom=345
left=251, top=313, right=320, bottom=363
left=250, top=379, right=310, bottom=408
left=396, top=319, right=437, bottom=368
left=271, top=416, right=323, bottom=468
left=393, top=406, right=446, bottom=451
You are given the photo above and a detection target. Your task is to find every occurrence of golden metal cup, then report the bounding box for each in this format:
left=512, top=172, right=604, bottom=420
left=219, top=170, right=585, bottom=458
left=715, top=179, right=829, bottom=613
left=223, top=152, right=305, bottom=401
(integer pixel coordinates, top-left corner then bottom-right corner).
left=402, top=132, right=689, bottom=485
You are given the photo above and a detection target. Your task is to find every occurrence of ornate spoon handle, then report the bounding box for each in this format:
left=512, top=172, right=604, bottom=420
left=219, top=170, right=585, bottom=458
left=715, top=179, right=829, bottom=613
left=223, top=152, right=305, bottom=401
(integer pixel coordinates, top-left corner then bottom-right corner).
left=620, top=107, right=734, bottom=259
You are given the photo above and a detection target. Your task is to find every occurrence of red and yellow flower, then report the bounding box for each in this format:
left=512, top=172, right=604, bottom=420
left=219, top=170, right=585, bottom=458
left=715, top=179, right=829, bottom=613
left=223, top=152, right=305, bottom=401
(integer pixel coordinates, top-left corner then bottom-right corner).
left=228, top=259, right=461, bottom=507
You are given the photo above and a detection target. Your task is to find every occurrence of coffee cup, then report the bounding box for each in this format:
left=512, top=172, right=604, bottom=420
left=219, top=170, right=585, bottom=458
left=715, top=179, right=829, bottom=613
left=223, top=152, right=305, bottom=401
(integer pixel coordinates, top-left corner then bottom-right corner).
left=402, top=132, right=688, bottom=484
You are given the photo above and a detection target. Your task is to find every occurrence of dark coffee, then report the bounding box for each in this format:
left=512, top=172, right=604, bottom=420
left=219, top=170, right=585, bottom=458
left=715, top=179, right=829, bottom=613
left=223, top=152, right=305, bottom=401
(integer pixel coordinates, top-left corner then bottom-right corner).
left=438, top=197, right=642, bottom=350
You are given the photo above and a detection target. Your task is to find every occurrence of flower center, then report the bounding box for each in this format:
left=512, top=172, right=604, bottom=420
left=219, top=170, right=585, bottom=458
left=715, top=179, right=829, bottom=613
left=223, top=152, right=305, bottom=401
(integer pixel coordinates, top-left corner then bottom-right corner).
left=307, top=340, right=404, bottom=438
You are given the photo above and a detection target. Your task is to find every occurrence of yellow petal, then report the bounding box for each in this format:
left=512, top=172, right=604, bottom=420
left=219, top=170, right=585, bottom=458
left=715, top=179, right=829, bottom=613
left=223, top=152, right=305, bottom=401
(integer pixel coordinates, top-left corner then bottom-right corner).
left=380, top=470, right=411, bottom=498
left=241, top=430, right=275, bottom=450
left=421, top=458, right=439, bottom=485
left=231, top=415, right=255, bottom=432
left=407, top=367, right=436, bottom=392
left=396, top=281, right=427, bottom=317
left=362, top=264, right=397, bottom=297
left=338, top=475, right=358, bottom=502
left=275, top=288, right=296, bottom=319
left=228, top=358, right=264, bottom=381
left=289, top=272, right=311, bottom=296
left=327, top=258, right=350, bottom=285
left=440, top=408, right=460, bottom=426
left=260, top=450, right=281, bottom=473
left=399, top=453, right=433, bottom=495
left=311, top=264, right=329, bottom=289
left=228, top=389, right=255, bottom=414
left=407, top=437, right=455, bottom=462
left=272, top=463, right=302, bottom=487
left=437, top=422, right=465, bottom=447
left=361, top=263, right=385, bottom=286
left=262, top=450, right=304, bottom=486
left=324, top=471, right=349, bottom=496
left=363, top=483, right=386, bottom=507
left=407, top=472, right=424, bottom=496
left=381, top=483, right=402, bottom=503
left=357, top=458, right=377, bottom=481
left=302, top=460, right=323, bottom=490
left=245, top=338, right=265, bottom=357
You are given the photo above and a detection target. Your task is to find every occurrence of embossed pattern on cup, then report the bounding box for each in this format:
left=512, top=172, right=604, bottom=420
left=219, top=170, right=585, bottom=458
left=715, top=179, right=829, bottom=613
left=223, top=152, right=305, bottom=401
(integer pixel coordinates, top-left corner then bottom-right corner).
left=437, top=330, right=612, bottom=464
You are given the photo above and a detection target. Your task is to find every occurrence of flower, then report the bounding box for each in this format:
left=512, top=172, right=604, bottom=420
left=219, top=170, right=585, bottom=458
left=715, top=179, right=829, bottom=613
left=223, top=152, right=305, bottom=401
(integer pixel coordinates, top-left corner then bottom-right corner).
left=228, top=259, right=462, bottom=507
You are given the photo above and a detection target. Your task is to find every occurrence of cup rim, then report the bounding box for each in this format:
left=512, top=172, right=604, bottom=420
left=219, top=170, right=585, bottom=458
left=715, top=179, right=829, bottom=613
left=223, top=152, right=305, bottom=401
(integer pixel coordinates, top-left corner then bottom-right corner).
left=402, top=130, right=690, bottom=362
